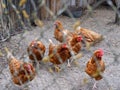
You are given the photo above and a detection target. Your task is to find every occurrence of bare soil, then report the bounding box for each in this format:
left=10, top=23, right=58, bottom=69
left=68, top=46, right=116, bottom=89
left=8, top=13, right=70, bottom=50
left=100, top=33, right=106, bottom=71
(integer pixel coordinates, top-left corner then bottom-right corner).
left=0, top=6, right=120, bottom=90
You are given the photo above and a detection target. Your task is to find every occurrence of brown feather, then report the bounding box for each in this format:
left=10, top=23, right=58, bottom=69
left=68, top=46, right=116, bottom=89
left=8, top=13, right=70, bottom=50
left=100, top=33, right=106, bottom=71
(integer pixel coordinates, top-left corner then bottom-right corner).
left=49, top=43, right=71, bottom=65
left=68, top=34, right=82, bottom=54
left=27, top=41, right=46, bottom=61
left=85, top=50, right=105, bottom=81
left=75, top=26, right=103, bottom=45
left=9, top=58, right=36, bottom=85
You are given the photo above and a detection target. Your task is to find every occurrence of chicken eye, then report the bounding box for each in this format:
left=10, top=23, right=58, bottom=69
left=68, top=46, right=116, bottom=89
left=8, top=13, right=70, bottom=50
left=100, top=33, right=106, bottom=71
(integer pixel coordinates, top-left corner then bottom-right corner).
left=96, top=53, right=99, bottom=57
left=58, top=22, right=61, bottom=25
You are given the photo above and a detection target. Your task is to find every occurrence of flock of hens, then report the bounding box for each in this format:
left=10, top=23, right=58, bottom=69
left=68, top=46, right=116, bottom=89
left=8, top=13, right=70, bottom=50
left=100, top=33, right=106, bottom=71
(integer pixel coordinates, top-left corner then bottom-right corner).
left=5, top=20, right=105, bottom=89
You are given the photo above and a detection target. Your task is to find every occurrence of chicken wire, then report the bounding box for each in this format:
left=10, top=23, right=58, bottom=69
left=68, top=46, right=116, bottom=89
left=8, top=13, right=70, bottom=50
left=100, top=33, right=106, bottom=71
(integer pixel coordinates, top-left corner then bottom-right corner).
left=0, top=0, right=120, bottom=90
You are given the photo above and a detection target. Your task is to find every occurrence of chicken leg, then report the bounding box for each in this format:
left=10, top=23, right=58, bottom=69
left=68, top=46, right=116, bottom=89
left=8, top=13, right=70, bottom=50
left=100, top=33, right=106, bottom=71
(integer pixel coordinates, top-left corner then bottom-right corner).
left=48, top=67, right=54, bottom=73
left=67, top=59, right=71, bottom=67
left=54, top=65, right=61, bottom=72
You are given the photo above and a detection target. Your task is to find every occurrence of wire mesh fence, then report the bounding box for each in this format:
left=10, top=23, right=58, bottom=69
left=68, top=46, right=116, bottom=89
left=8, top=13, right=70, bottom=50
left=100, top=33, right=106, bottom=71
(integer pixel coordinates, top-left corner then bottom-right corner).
left=0, top=0, right=120, bottom=90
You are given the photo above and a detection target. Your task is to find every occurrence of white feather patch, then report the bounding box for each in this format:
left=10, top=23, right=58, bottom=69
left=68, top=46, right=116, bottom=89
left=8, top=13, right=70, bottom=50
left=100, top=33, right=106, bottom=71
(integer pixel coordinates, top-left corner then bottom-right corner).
left=49, top=39, right=53, bottom=44
left=63, top=30, right=68, bottom=35
left=76, top=26, right=81, bottom=31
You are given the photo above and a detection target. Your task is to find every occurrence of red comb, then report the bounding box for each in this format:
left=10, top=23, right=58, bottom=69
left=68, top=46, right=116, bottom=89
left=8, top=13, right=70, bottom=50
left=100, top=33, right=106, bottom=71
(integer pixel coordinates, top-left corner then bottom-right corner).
left=24, top=64, right=32, bottom=73
left=98, top=48, right=104, bottom=55
left=77, top=35, right=83, bottom=41
left=62, top=44, right=67, bottom=48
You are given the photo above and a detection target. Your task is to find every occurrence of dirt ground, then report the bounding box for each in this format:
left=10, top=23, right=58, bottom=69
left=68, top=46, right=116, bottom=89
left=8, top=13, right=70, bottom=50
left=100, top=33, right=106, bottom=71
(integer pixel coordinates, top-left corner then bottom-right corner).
left=0, top=6, right=120, bottom=90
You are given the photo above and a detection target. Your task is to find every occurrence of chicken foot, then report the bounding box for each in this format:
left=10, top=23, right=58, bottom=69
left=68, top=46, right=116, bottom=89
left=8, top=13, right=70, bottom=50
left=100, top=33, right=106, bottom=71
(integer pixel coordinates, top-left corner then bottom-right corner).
left=54, top=65, right=61, bottom=72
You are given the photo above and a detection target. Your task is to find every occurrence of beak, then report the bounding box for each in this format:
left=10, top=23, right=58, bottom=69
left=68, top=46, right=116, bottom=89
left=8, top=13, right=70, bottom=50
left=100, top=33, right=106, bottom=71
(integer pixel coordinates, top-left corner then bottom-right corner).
left=54, top=23, right=58, bottom=27
left=54, top=22, right=56, bottom=25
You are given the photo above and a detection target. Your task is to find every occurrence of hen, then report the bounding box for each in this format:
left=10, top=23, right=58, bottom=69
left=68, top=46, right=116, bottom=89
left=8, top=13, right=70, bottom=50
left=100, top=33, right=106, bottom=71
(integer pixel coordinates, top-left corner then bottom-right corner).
left=64, top=34, right=83, bottom=66
left=45, top=39, right=71, bottom=72
left=27, top=40, right=46, bottom=62
left=85, top=49, right=105, bottom=89
left=67, top=34, right=83, bottom=55
left=5, top=47, right=36, bottom=85
left=54, top=20, right=76, bottom=42
left=75, top=26, right=103, bottom=46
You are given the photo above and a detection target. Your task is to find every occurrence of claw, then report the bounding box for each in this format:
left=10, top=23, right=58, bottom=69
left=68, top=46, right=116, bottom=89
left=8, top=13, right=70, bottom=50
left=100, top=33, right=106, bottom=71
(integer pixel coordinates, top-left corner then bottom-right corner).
left=48, top=68, right=53, bottom=73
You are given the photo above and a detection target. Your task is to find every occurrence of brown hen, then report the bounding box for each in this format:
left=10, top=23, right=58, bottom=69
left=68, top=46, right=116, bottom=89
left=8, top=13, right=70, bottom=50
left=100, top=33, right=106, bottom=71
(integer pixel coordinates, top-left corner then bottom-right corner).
left=85, top=49, right=105, bottom=89
left=5, top=47, right=36, bottom=85
left=54, top=20, right=76, bottom=42
left=67, top=35, right=83, bottom=55
left=75, top=26, right=103, bottom=46
left=27, top=40, right=46, bottom=62
left=47, top=39, right=71, bottom=72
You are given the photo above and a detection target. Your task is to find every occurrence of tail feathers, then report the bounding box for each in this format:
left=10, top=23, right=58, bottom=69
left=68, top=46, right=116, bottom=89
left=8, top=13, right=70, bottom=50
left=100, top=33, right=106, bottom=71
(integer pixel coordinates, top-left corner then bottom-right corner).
left=73, top=21, right=81, bottom=30
left=63, top=30, right=67, bottom=35
left=7, top=52, right=14, bottom=60
left=4, top=47, right=14, bottom=60
left=76, top=26, right=81, bottom=31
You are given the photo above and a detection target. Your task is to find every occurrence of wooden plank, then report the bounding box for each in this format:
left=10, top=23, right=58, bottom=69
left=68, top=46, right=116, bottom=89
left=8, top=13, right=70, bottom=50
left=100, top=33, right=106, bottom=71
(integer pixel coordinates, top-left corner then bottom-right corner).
left=40, top=0, right=62, bottom=19
left=40, top=0, right=49, bottom=20
left=50, top=0, right=55, bottom=14
left=55, top=0, right=61, bottom=15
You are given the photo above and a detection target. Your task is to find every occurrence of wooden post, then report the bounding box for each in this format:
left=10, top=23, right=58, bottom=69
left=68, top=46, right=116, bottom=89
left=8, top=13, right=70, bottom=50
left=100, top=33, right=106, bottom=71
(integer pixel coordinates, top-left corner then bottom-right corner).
left=115, top=0, right=120, bottom=25
left=75, top=0, right=80, bottom=8
left=39, top=0, right=62, bottom=19
left=40, top=0, right=50, bottom=20
left=55, top=0, right=61, bottom=15
left=50, top=0, right=61, bottom=18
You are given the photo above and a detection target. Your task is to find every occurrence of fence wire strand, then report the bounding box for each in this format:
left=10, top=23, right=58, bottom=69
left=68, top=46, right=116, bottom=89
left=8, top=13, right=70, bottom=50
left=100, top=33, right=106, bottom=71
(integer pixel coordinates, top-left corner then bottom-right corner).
left=0, top=0, right=120, bottom=90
